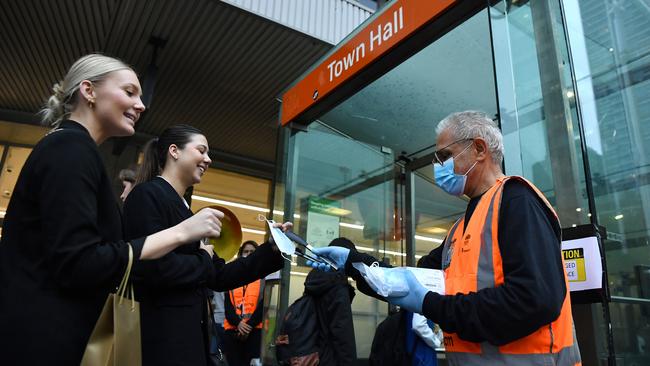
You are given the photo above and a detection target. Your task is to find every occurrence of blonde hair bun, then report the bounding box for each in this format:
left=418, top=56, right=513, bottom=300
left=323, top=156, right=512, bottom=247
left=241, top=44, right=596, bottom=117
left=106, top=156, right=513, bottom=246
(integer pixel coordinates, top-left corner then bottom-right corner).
left=39, top=54, right=132, bottom=128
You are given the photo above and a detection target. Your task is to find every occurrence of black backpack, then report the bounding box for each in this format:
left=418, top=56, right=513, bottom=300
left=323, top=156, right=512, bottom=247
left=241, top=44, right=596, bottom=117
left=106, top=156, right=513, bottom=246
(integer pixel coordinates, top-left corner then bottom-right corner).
left=275, top=294, right=320, bottom=365
left=369, top=310, right=411, bottom=366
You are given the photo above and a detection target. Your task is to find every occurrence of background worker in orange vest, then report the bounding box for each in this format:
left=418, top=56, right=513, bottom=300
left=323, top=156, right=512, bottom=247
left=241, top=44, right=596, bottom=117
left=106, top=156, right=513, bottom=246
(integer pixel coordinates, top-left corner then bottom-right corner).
left=310, top=111, right=582, bottom=365
left=224, top=240, right=265, bottom=366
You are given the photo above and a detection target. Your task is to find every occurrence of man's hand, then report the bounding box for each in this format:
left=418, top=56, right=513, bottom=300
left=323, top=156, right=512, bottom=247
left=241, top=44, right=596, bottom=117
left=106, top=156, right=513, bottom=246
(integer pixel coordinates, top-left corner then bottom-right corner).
left=306, top=246, right=350, bottom=271
left=386, top=268, right=429, bottom=314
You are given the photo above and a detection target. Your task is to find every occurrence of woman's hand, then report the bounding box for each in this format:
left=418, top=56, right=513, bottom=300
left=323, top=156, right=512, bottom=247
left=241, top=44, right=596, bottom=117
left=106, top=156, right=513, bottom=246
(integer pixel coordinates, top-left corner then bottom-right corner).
left=140, top=208, right=224, bottom=260
left=200, top=240, right=214, bottom=258
left=179, top=208, right=224, bottom=243
left=269, top=221, right=293, bottom=252
left=273, top=221, right=293, bottom=232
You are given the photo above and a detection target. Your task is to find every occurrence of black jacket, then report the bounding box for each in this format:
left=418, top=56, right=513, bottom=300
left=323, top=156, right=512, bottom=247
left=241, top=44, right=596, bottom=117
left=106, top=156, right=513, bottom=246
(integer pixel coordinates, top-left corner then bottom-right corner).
left=304, top=269, right=356, bottom=366
left=0, top=120, right=146, bottom=365
left=368, top=310, right=411, bottom=366
left=123, top=177, right=284, bottom=366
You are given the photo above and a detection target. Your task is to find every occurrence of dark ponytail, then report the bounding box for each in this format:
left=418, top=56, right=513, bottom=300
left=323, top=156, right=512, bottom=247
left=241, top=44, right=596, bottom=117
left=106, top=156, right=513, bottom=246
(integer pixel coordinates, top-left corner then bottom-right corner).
left=136, top=124, right=204, bottom=184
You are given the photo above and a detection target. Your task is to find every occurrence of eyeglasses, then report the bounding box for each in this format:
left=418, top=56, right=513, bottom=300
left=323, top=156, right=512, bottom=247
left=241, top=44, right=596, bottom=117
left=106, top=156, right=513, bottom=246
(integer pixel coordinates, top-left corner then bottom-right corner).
left=433, top=138, right=474, bottom=166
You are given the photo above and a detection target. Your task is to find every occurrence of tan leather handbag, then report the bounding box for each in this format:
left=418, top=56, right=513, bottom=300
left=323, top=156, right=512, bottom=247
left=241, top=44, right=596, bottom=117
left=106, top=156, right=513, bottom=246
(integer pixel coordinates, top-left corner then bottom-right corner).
left=81, top=243, right=141, bottom=366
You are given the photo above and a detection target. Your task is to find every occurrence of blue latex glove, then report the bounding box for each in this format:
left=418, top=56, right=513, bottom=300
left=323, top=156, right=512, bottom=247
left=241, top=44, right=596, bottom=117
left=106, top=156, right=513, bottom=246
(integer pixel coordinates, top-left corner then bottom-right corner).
left=306, top=247, right=350, bottom=271
left=386, top=268, right=430, bottom=314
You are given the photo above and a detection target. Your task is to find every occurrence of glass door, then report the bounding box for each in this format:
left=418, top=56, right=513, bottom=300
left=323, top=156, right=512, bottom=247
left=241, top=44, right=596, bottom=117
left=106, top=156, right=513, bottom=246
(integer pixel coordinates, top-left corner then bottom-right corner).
left=271, top=6, right=499, bottom=363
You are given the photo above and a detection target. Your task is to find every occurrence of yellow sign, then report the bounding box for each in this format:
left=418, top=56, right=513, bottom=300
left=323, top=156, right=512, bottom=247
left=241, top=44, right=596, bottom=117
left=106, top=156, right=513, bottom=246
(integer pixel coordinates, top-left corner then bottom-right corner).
left=561, top=236, right=603, bottom=292
left=562, top=248, right=586, bottom=282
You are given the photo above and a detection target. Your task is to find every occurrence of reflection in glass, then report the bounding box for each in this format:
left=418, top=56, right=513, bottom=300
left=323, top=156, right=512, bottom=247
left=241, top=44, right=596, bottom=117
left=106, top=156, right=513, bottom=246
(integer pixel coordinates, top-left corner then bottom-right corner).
left=318, top=9, right=497, bottom=160
left=413, top=165, right=466, bottom=259
left=565, top=0, right=650, bottom=361
left=278, top=8, right=500, bottom=359
left=286, top=121, right=399, bottom=357
left=490, top=0, right=590, bottom=226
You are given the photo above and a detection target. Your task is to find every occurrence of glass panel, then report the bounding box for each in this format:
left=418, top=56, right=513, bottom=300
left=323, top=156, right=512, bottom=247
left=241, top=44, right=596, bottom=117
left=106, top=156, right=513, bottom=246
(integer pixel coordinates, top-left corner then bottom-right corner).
left=277, top=7, right=500, bottom=361
left=490, top=0, right=591, bottom=225
left=287, top=121, right=399, bottom=358
left=565, top=0, right=650, bottom=298
left=412, top=164, right=466, bottom=260
left=608, top=301, right=650, bottom=362
left=318, top=9, right=497, bottom=160
left=563, top=0, right=650, bottom=363
left=260, top=279, right=281, bottom=365
left=261, top=127, right=292, bottom=364
left=410, top=164, right=468, bottom=354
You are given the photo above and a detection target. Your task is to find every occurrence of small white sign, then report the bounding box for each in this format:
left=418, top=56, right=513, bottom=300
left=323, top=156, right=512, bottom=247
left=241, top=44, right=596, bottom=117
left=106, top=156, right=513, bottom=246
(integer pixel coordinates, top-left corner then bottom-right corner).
left=306, top=211, right=339, bottom=248
left=561, top=236, right=603, bottom=292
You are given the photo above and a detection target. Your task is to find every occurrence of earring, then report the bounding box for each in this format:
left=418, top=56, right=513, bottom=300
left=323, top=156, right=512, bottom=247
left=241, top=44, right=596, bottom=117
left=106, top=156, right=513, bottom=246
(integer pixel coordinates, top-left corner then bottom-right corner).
left=88, top=98, right=95, bottom=109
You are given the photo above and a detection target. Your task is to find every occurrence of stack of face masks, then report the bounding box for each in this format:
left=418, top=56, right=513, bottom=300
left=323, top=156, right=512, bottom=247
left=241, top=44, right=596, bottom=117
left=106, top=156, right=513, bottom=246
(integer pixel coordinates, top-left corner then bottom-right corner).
left=352, top=262, right=410, bottom=297
left=352, top=262, right=446, bottom=297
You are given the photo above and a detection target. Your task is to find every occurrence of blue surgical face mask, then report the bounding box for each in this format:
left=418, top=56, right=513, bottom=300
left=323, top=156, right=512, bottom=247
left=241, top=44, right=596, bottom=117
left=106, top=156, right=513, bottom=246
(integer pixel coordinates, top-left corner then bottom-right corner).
left=433, top=155, right=478, bottom=197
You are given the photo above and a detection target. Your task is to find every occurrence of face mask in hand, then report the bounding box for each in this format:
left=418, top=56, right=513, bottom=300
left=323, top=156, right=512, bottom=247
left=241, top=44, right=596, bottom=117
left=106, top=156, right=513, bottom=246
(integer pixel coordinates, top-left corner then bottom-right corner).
left=433, top=153, right=478, bottom=197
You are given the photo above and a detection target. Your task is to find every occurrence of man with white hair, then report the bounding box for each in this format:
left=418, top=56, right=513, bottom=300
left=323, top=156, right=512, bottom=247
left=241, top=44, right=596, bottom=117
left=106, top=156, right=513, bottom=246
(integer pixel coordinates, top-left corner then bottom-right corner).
left=311, top=111, right=581, bottom=365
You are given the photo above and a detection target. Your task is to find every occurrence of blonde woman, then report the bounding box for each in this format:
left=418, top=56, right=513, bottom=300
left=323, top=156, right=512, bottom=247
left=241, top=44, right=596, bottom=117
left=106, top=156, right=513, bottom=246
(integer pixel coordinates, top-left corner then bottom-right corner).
left=0, top=54, right=224, bottom=365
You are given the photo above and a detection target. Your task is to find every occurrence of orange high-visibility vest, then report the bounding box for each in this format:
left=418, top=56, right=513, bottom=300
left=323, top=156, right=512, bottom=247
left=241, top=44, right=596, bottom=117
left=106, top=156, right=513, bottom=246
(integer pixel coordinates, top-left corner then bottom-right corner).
left=224, top=279, right=264, bottom=330
left=440, top=176, right=581, bottom=365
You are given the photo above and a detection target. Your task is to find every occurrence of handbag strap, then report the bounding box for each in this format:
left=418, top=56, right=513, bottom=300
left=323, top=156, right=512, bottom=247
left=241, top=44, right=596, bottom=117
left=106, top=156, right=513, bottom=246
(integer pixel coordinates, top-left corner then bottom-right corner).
left=116, top=243, right=136, bottom=310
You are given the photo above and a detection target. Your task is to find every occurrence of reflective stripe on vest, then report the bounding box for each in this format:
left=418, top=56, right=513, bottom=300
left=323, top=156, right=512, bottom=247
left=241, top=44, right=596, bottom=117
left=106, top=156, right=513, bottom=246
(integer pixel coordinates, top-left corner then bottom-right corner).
left=445, top=343, right=582, bottom=366
left=442, top=176, right=581, bottom=366
left=224, top=279, right=264, bottom=330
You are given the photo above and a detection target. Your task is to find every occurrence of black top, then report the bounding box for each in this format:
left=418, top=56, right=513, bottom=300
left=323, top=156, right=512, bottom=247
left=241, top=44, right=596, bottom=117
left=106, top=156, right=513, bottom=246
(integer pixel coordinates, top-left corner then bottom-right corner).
left=304, top=270, right=357, bottom=365
left=123, top=177, right=284, bottom=366
left=0, top=120, right=146, bottom=365
left=348, top=179, right=567, bottom=346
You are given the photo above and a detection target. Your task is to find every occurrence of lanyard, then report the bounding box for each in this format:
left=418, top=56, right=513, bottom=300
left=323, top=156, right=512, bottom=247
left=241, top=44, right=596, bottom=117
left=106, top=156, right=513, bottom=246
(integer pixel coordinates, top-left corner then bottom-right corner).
left=231, top=285, right=249, bottom=316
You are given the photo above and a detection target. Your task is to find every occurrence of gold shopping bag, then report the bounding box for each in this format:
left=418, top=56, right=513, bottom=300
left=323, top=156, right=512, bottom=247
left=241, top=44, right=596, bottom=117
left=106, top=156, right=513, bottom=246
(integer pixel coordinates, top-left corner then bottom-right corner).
left=81, top=243, right=141, bottom=366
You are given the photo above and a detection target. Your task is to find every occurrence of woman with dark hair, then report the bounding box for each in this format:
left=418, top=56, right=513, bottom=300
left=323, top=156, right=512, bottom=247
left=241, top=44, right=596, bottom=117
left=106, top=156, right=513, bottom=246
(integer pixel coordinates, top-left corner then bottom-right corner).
left=0, top=54, right=224, bottom=365
left=123, top=126, right=289, bottom=366
left=223, top=240, right=265, bottom=366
